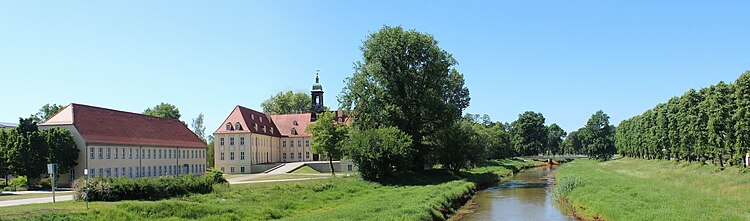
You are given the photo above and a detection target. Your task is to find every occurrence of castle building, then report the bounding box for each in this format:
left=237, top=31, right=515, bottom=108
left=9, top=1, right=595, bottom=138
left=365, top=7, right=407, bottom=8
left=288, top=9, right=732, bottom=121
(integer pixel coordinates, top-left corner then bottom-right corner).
left=40, top=104, right=207, bottom=185
left=213, top=74, right=350, bottom=174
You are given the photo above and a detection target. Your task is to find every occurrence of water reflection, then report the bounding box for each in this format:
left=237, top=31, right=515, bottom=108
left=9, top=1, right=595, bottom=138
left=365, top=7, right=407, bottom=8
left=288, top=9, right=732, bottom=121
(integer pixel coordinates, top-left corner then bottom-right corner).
left=460, top=165, right=574, bottom=221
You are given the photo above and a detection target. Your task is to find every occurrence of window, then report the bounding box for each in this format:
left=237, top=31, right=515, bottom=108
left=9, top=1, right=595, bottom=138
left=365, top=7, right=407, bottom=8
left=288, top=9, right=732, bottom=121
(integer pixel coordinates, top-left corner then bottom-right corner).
left=141, top=167, right=145, bottom=177
left=230, top=152, right=235, bottom=160
left=240, top=152, right=245, bottom=160
left=255, top=137, right=258, bottom=146
left=226, top=123, right=232, bottom=131
left=114, top=148, right=118, bottom=159
left=106, top=168, right=111, bottom=177
left=129, top=148, right=133, bottom=159
left=69, top=169, right=75, bottom=181
left=298, top=152, right=302, bottom=159
left=293, top=120, right=298, bottom=126
left=98, top=168, right=103, bottom=177
left=240, top=137, right=245, bottom=145
left=107, top=148, right=111, bottom=159
left=148, top=167, right=151, bottom=177
left=230, top=137, right=235, bottom=146
left=298, top=140, right=302, bottom=147
left=192, top=150, right=195, bottom=158
left=262, top=125, right=266, bottom=133
left=221, top=152, right=225, bottom=160
left=129, top=167, right=133, bottom=178
left=99, top=148, right=103, bottom=159
left=159, top=149, right=163, bottom=159
left=306, top=152, right=310, bottom=159
left=230, top=167, right=235, bottom=173
left=221, top=167, right=225, bottom=172
left=89, top=168, right=95, bottom=178
left=159, top=167, right=162, bottom=176
left=283, top=153, right=286, bottom=159
left=348, top=165, right=353, bottom=171
left=291, top=153, right=294, bottom=159
left=168, top=149, right=172, bottom=159
left=240, top=167, right=245, bottom=173
left=235, top=123, right=242, bottom=130
left=136, top=148, right=140, bottom=159
left=220, top=138, right=225, bottom=146
left=142, top=149, right=145, bottom=159
left=114, top=168, right=119, bottom=177
left=306, top=140, right=310, bottom=147
left=90, top=148, right=94, bottom=159
left=254, top=124, right=258, bottom=131
left=270, top=128, right=274, bottom=134
left=283, top=141, right=286, bottom=147
left=291, top=128, right=298, bottom=135
left=260, top=117, right=263, bottom=123
left=148, top=149, right=152, bottom=159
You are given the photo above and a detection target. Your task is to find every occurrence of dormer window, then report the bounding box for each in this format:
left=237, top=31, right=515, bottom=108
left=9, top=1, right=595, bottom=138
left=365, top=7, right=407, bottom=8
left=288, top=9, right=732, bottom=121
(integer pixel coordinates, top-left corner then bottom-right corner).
left=291, top=128, right=298, bottom=135
left=251, top=115, right=255, bottom=120
left=226, top=123, right=233, bottom=131
left=254, top=124, right=258, bottom=131
left=293, top=120, right=298, bottom=126
left=270, top=128, right=274, bottom=134
left=235, top=123, right=242, bottom=130
left=260, top=117, right=263, bottom=123
left=262, top=126, right=266, bottom=132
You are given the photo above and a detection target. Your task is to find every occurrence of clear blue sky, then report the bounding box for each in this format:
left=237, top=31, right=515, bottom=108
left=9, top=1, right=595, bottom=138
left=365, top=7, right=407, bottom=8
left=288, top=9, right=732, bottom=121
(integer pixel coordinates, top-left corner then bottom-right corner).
left=1, top=1, right=749, bottom=133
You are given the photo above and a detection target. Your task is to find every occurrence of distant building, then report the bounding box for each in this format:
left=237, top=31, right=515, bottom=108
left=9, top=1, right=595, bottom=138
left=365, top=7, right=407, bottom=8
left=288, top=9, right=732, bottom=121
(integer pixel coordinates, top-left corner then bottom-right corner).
left=40, top=103, right=207, bottom=185
left=214, top=74, right=353, bottom=174
left=0, top=122, right=17, bottom=130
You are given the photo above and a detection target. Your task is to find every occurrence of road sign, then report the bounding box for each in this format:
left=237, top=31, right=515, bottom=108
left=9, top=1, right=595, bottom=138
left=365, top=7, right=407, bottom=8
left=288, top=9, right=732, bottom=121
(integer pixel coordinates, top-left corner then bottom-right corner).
left=47, top=163, right=57, bottom=175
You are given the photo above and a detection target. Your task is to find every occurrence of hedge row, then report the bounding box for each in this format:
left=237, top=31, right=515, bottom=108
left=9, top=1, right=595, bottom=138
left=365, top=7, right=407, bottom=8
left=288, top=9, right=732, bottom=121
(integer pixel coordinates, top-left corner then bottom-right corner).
left=72, top=169, right=226, bottom=201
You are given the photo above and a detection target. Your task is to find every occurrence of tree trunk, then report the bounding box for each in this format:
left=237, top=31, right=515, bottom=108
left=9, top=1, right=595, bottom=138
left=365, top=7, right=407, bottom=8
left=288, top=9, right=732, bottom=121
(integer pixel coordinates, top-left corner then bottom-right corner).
left=329, top=158, right=335, bottom=176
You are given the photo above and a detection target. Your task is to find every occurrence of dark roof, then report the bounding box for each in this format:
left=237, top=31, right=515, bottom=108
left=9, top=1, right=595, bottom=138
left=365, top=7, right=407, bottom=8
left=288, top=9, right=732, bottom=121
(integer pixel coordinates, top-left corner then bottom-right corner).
left=270, top=113, right=312, bottom=138
left=41, top=103, right=206, bottom=148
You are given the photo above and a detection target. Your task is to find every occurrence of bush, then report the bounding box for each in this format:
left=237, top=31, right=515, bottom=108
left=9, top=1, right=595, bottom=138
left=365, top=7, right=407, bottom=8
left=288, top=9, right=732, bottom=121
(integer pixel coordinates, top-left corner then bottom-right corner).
left=552, top=175, right=583, bottom=199
left=73, top=172, right=227, bottom=202
left=7, top=176, right=27, bottom=191
left=344, top=127, right=414, bottom=181
left=38, top=177, right=52, bottom=189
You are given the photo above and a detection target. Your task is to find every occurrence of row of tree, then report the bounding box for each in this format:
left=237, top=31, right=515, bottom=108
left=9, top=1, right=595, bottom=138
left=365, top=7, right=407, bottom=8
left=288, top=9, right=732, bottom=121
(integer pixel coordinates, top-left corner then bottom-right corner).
left=616, top=71, right=750, bottom=167
left=0, top=118, right=79, bottom=187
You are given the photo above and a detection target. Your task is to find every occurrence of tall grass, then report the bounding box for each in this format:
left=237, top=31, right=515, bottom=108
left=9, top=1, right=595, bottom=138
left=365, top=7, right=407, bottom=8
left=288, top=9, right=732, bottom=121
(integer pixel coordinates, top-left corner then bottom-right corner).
left=6, top=159, right=536, bottom=221
left=556, top=158, right=750, bottom=221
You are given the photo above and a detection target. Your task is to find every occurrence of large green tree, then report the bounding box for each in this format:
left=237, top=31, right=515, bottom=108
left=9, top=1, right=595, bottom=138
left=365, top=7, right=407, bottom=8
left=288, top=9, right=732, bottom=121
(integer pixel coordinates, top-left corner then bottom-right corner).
left=510, top=111, right=547, bottom=156
left=43, top=127, right=79, bottom=174
left=6, top=118, right=47, bottom=187
left=432, top=120, right=484, bottom=172
left=546, top=123, right=567, bottom=156
left=261, top=91, right=312, bottom=114
left=206, top=136, right=215, bottom=168
left=143, top=102, right=181, bottom=120
left=580, top=110, right=616, bottom=161
left=0, top=129, right=9, bottom=185
left=191, top=113, right=206, bottom=141
left=563, top=130, right=582, bottom=155
left=339, top=26, right=470, bottom=170
left=32, top=103, right=64, bottom=123
left=306, top=112, right=349, bottom=175
left=734, top=71, right=750, bottom=167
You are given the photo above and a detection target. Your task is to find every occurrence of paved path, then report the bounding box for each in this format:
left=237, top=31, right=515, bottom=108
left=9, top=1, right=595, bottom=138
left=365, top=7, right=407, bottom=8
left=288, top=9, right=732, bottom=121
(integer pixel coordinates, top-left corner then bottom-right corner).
left=265, top=162, right=306, bottom=174
left=0, top=195, right=74, bottom=207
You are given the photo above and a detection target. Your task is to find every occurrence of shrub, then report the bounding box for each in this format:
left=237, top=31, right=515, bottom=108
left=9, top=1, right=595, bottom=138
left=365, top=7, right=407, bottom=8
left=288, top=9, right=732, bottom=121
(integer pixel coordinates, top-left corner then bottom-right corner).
left=73, top=172, right=227, bottom=202
left=8, top=176, right=27, bottom=191
left=344, top=127, right=414, bottom=181
left=38, top=177, right=52, bottom=189
left=552, top=175, right=583, bottom=199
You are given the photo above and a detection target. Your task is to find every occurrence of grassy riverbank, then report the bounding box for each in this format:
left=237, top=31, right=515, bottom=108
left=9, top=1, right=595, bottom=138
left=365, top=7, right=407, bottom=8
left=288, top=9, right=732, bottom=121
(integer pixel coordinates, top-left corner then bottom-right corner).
left=0, top=159, right=536, bottom=221
left=556, top=158, right=750, bottom=221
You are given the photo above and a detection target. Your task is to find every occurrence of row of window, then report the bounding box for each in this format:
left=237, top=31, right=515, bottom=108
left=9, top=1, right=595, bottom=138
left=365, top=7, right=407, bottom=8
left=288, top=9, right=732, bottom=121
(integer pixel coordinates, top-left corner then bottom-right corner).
left=89, top=147, right=205, bottom=160
left=219, top=137, right=275, bottom=147
left=88, top=164, right=206, bottom=178
left=225, top=122, right=275, bottom=134
left=220, top=166, right=248, bottom=173
left=282, top=140, right=309, bottom=148
left=282, top=152, right=310, bottom=160
left=219, top=151, right=274, bottom=163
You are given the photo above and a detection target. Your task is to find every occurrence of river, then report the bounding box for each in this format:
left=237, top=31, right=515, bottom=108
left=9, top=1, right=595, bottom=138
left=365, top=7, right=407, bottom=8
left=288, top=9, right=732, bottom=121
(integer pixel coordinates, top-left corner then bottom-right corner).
left=457, top=165, right=575, bottom=221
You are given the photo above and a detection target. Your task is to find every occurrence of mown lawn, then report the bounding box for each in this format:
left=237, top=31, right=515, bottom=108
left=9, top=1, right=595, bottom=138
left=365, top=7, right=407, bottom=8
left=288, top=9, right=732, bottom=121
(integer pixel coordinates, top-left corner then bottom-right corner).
left=291, top=166, right=322, bottom=174
left=556, top=158, right=750, bottom=221
left=0, top=159, right=535, bottom=221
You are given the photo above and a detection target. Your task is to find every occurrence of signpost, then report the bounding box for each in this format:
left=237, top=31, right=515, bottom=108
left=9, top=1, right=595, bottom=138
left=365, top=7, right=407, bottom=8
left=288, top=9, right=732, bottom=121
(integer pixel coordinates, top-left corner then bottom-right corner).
left=47, top=163, right=57, bottom=203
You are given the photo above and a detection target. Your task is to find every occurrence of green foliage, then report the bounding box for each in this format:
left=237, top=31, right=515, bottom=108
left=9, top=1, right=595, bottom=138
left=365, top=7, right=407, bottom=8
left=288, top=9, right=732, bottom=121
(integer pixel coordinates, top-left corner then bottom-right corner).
left=510, top=111, right=547, bottom=156
left=551, top=175, right=582, bottom=199
left=344, top=127, right=413, bottom=181
left=191, top=113, right=206, bottom=141
left=8, top=175, right=27, bottom=191
left=579, top=110, right=616, bottom=161
left=6, top=118, right=47, bottom=184
left=32, top=103, right=64, bottom=123
left=206, top=138, right=215, bottom=168
left=72, top=172, right=227, bottom=202
left=431, top=120, right=485, bottom=172
left=305, top=112, right=348, bottom=175
left=617, top=71, right=750, bottom=166
left=43, top=127, right=79, bottom=173
left=546, top=123, right=567, bottom=155
left=261, top=90, right=312, bottom=114
left=562, top=130, right=583, bottom=155
left=339, top=26, right=470, bottom=170
left=143, top=102, right=181, bottom=120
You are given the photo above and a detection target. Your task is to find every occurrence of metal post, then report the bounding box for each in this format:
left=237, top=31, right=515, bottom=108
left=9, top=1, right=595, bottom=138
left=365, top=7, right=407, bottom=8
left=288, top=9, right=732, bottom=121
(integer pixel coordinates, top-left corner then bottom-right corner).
left=84, top=168, right=89, bottom=209
left=51, top=173, right=56, bottom=203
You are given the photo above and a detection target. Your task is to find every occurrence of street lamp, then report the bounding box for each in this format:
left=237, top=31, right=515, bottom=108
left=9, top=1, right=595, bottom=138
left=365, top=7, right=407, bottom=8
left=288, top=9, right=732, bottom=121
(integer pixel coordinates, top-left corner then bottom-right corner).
left=83, top=168, right=89, bottom=209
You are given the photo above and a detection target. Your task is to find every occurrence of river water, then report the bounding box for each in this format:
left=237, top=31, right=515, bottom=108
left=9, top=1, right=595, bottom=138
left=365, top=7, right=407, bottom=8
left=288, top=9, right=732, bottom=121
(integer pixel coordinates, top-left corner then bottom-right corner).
left=459, top=165, right=575, bottom=221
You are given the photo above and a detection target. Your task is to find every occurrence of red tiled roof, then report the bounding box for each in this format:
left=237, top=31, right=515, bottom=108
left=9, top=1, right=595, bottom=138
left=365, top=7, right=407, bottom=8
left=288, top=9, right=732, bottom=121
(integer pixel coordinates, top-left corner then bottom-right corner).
left=270, top=113, right=312, bottom=138
left=214, top=106, right=283, bottom=137
left=41, top=103, right=206, bottom=148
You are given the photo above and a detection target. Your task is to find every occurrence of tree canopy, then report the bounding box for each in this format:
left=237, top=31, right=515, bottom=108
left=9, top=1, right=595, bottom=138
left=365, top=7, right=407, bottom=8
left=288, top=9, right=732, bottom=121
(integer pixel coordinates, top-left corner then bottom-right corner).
left=191, top=113, right=206, bottom=141
left=32, top=103, right=65, bottom=123
left=306, top=112, right=349, bottom=175
left=339, top=26, right=470, bottom=170
left=143, top=102, right=181, bottom=120
left=579, top=110, right=616, bottom=161
left=261, top=91, right=312, bottom=114
left=510, top=111, right=547, bottom=156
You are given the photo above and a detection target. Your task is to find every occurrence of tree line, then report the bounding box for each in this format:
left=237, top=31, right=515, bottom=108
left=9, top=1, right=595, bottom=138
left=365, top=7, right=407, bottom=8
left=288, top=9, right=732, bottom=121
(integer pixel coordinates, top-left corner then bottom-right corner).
left=616, top=71, right=750, bottom=167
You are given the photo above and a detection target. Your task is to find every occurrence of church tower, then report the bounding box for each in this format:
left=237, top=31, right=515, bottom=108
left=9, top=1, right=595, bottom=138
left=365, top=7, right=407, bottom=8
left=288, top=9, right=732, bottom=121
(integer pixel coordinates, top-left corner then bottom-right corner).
left=310, top=71, right=324, bottom=122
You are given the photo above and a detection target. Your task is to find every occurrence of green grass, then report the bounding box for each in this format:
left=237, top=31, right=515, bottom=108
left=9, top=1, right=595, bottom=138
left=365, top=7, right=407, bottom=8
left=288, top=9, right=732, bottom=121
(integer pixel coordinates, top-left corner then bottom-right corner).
left=221, top=174, right=249, bottom=179
left=291, top=166, right=322, bottom=174
left=0, top=159, right=536, bottom=221
left=555, top=158, right=750, bottom=221
left=239, top=174, right=326, bottom=182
